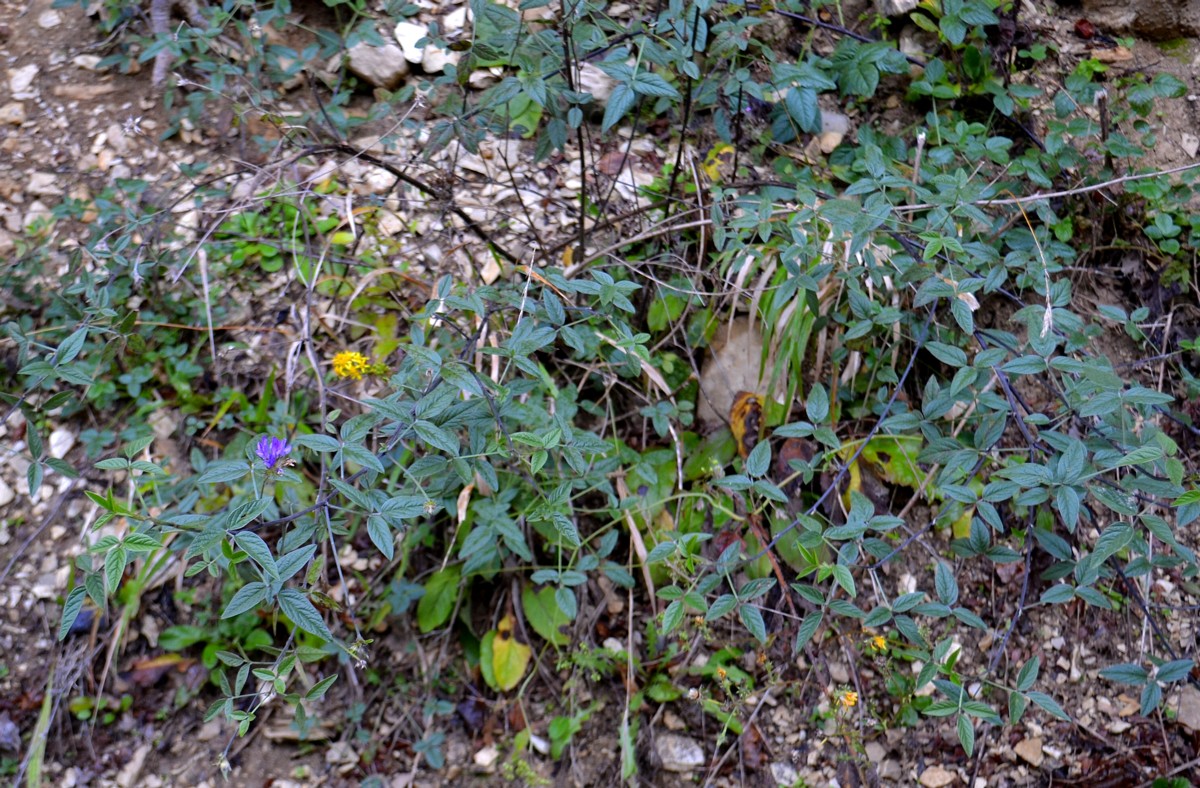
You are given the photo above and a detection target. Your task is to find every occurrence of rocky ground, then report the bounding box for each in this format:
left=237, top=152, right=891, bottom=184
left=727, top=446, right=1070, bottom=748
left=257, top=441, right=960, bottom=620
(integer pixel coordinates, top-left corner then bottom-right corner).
left=4, top=0, right=1200, bottom=785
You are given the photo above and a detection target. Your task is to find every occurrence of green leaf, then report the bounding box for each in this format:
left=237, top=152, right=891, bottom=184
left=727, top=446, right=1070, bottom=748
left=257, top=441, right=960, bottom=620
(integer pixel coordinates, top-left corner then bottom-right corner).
left=197, top=460, right=250, bottom=484
left=222, top=582, right=268, bottom=619
left=305, top=674, right=338, bottom=701
left=1140, top=681, right=1163, bottom=716
left=367, top=515, right=394, bottom=561
left=794, top=611, right=822, bottom=652
left=522, top=585, right=571, bottom=646
left=414, top=420, right=460, bottom=455
left=934, top=561, right=958, bottom=606
left=278, top=588, right=334, bottom=642
left=601, top=82, right=636, bottom=132
left=806, top=384, right=829, bottom=423
left=957, top=714, right=975, bottom=756
left=1098, top=663, right=1148, bottom=685
left=831, top=564, right=856, bottom=598
left=1009, top=691, right=1028, bottom=724
left=1026, top=690, right=1070, bottom=721
left=58, top=586, right=86, bottom=641
left=1092, top=522, right=1132, bottom=563
left=1016, top=656, right=1040, bottom=692
left=745, top=440, right=771, bottom=478
left=739, top=604, right=767, bottom=644
left=104, top=546, right=127, bottom=595
left=234, top=532, right=278, bottom=579
left=706, top=593, right=738, bottom=622
left=661, top=599, right=684, bottom=635
left=292, top=434, right=341, bottom=453
left=631, top=71, right=678, bottom=98
left=927, top=341, right=968, bottom=367
left=417, top=565, right=461, bottom=633
left=1155, top=659, right=1194, bottom=684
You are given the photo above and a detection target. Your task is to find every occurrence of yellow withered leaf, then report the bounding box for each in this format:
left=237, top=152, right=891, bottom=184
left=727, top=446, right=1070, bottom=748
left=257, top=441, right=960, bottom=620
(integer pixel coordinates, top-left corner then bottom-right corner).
left=702, top=142, right=736, bottom=183
left=730, top=391, right=764, bottom=460
left=491, top=614, right=531, bottom=692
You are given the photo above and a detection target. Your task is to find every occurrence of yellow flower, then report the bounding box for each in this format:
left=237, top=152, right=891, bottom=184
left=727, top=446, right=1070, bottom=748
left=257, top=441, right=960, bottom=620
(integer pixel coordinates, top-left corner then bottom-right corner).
left=332, top=350, right=370, bottom=380
left=872, top=635, right=887, bottom=651
left=837, top=690, right=858, bottom=708
left=715, top=667, right=728, bottom=681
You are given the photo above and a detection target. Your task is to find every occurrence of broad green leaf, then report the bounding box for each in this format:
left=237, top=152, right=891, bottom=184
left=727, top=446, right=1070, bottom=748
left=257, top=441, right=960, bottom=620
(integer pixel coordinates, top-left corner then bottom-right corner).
left=417, top=565, right=461, bottom=633
left=522, top=584, right=570, bottom=646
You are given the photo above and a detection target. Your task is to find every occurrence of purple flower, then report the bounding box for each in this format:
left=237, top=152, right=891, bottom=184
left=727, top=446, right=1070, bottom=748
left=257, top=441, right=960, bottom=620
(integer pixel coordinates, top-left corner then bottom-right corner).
left=255, top=436, right=292, bottom=470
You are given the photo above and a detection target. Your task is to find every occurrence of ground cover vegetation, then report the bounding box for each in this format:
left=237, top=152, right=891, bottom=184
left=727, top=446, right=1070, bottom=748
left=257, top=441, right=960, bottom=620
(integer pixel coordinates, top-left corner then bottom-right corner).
left=4, top=0, right=1200, bottom=782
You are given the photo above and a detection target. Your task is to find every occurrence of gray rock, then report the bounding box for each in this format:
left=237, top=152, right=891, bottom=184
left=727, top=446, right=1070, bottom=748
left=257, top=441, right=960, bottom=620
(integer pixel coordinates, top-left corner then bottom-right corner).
left=655, top=733, right=705, bottom=773
left=0, top=713, right=18, bottom=752
left=770, top=761, right=799, bottom=786
left=1081, top=0, right=1200, bottom=39
left=876, top=0, right=919, bottom=14
left=346, top=43, right=408, bottom=90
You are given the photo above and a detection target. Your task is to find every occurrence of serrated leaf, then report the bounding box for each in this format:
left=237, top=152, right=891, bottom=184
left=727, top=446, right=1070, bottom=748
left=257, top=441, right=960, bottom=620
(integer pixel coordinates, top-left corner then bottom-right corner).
left=367, top=515, right=394, bottom=560
left=1026, top=690, right=1070, bottom=721
left=957, top=715, right=975, bottom=756
left=706, top=593, right=738, bottom=622
left=935, top=561, right=958, bottom=606
left=739, top=603, right=767, bottom=644
left=57, top=586, right=86, bottom=641
left=1016, top=656, right=1040, bottom=692
left=1009, top=691, right=1028, bottom=724
left=1098, top=662, right=1148, bottom=685
left=222, top=582, right=268, bottom=619
left=278, top=588, right=334, bottom=642
left=234, top=532, right=278, bottom=579
left=662, top=599, right=684, bottom=635
left=745, top=439, right=771, bottom=478
left=794, top=611, right=823, bottom=652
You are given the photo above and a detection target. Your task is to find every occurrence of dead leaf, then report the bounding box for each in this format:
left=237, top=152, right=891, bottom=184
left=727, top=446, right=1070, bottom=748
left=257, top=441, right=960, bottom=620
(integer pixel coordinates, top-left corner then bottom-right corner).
left=730, top=391, right=763, bottom=459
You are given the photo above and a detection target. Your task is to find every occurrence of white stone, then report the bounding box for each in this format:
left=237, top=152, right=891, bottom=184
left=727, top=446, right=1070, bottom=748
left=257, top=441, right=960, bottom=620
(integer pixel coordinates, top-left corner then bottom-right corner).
left=394, top=22, right=428, bottom=64
left=473, top=745, right=500, bottom=770
left=73, top=55, right=104, bottom=71
left=0, top=102, right=25, bottom=126
left=443, top=6, right=471, bottom=32
left=27, top=172, right=62, bottom=197
left=38, top=10, right=62, bottom=28
left=48, top=427, right=75, bottom=459
left=0, top=479, right=14, bottom=508
left=655, top=733, right=704, bottom=772
left=346, top=43, right=408, bottom=90
left=422, top=45, right=458, bottom=74
left=8, top=64, right=39, bottom=96
left=919, top=765, right=957, bottom=787
left=1183, top=132, right=1200, bottom=158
